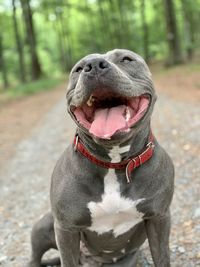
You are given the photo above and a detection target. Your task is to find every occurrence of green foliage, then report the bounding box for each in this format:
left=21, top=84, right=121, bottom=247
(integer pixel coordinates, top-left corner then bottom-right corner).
left=0, top=0, right=200, bottom=89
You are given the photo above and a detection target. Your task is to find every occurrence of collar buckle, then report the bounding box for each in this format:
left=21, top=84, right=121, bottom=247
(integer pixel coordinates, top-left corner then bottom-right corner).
left=146, top=141, right=155, bottom=148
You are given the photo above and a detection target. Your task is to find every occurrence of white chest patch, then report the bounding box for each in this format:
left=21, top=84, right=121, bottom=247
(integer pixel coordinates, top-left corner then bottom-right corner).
left=87, top=169, right=145, bottom=237
left=108, top=145, right=131, bottom=163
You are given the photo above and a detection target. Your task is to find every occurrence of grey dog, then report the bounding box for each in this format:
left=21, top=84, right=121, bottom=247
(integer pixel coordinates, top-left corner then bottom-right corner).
left=27, top=49, right=174, bottom=267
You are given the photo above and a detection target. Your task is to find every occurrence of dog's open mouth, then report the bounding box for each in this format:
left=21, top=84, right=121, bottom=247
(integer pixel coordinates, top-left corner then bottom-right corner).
left=71, top=91, right=150, bottom=139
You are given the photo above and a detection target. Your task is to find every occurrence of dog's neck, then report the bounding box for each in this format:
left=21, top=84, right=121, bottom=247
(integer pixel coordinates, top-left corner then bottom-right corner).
left=76, top=123, right=151, bottom=163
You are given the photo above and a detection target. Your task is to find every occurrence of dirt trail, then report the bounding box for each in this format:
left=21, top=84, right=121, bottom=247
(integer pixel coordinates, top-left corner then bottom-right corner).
left=0, top=69, right=200, bottom=267
left=0, top=84, right=66, bottom=169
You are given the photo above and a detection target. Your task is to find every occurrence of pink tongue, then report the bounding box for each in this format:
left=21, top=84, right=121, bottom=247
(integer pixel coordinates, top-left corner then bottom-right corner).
left=89, top=105, right=128, bottom=139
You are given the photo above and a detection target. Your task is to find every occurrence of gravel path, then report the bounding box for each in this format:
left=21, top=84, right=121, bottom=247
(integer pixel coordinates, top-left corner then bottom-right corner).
left=0, top=91, right=199, bottom=267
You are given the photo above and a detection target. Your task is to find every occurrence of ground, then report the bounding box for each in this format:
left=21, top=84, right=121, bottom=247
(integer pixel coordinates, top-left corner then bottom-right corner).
left=0, top=64, right=200, bottom=267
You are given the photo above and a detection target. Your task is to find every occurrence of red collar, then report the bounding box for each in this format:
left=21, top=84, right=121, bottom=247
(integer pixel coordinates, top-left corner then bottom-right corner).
left=73, top=132, right=155, bottom=183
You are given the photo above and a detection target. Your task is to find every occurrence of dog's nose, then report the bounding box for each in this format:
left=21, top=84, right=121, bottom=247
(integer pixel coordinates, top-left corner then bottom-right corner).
left=84, top=58, right=109, bottom=73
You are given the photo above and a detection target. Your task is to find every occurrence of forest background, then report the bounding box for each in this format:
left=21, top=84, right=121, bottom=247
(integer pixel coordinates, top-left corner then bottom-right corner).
left=0, top=0, right=200, bottom=95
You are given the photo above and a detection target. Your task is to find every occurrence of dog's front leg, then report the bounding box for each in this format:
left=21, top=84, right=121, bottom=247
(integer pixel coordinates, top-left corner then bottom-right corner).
left=144, top=212, right=171, bottom=267
left=55, top=225, right=80, bottom=267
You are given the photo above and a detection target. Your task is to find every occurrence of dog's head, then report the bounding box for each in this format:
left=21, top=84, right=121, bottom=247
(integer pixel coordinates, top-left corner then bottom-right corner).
left=67, top=49, right=157, bottom=145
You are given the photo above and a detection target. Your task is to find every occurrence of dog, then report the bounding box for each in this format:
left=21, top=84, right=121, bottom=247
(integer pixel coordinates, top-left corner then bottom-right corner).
left=27, top=49, right=174, bottom=267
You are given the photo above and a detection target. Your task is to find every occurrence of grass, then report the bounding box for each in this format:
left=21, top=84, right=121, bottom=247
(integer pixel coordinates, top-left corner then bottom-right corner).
left=0, top=76, right=66, bottom=104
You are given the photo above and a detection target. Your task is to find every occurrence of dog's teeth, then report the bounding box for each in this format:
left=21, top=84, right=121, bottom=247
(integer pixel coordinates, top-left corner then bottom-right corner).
left=87, top=95, right=94, bottom=106
left=125, top=107, right=131, bottom=121
left=87, top=99, right=93, bottom=106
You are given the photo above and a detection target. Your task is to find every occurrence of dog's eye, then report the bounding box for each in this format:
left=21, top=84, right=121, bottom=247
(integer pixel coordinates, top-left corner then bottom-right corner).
left=75, top=66, right=83, bottom=73
left=121, top=56, right=134, bottom=63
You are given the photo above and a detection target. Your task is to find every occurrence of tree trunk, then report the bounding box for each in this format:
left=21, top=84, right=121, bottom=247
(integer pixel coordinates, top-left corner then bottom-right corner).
left=84, top=0, right=101, bottom=52
left=141, top=0, right=150, bottom=62
left=108, top=0, right=122, bottom=47
left=117, top=0, right=127, bottom=47
left=181, top=0, right=194, bottom=60
left=12, top=0, right=26, bottom=82
left=97, top=0, right=112, bottom=50
left=54, top=21, right=66, bottom=73
left=0, top=35, right=9, bottom=88
left=56, top=9, right=72, bottom=71
left=56, top=0, right=73, bottom=71
left=163, top=0, right=183, bottom=65
left=20, top=0, right=42, bottom=80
